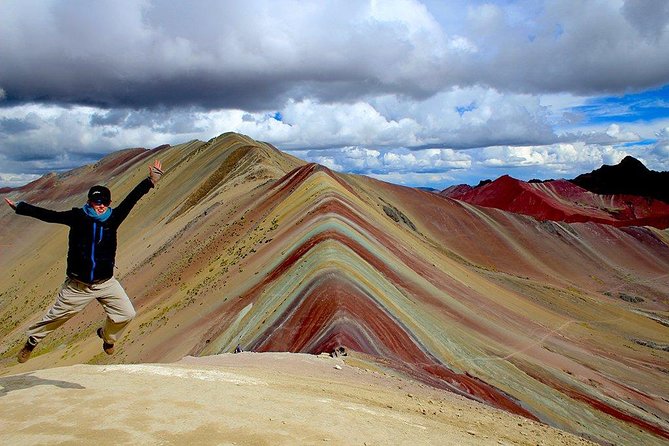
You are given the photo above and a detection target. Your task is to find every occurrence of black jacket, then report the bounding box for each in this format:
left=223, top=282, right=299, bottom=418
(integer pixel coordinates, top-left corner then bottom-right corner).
left=16, top=178, right=154, bottom=284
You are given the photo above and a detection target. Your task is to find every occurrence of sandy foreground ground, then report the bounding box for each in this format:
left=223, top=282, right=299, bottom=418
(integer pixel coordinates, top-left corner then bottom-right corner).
left=0, top=352, right=595, bottom=446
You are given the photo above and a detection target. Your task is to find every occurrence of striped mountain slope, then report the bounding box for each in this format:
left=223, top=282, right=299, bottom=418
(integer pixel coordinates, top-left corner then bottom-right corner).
left=1, top=133, right=667, bottom=445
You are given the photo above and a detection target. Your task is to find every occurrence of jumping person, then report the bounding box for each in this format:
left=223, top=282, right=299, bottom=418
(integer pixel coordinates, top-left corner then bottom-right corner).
left=4, top=160, right=163, bottom=363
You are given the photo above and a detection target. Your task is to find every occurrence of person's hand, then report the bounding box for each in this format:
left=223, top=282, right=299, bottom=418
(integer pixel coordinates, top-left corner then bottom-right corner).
left=4, top=197, right=17, bottom=210
left=149, top=159, right=163, bottom=184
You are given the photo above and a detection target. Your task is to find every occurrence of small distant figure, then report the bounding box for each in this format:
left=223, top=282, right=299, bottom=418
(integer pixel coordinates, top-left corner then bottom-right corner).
left=234, top=344, right=244, bottom=353
left=5, top=160, right=164, bottom=363
left=331, top=346, right=347, bottom=358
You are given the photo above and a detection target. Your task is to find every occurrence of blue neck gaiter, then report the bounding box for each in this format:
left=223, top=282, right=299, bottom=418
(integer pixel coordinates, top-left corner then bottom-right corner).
left=83, top=203, right=112, bottom=222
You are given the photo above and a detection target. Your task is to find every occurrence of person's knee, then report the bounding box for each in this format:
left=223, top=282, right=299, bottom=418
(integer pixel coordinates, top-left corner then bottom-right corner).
left=111, top=307, right=136, bottom=323
left=122, top=307, right=137, bottom=322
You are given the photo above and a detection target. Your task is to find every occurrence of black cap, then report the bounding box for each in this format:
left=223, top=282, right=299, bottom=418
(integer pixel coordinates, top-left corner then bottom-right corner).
left=88, top=185, right=111, bottom=205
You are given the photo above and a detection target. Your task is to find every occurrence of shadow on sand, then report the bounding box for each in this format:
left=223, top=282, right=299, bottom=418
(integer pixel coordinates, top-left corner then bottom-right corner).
left=0, top=373, right=85, bottom=396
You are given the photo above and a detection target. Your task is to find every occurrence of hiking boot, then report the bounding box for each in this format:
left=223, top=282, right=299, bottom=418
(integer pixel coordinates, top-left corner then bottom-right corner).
left=17, top=338, right=37, bottom=363
left=97, top=328, right=115, bottom=355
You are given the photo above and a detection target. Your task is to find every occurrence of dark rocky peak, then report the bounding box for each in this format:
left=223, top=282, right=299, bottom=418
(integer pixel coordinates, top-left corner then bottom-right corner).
left=571, top=156, right=669, bottom=203
left=619, top=155, right=649, bottom=171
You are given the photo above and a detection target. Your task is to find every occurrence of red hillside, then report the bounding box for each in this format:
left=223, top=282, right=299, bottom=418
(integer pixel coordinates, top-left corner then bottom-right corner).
left=443, top=175, right=669, bottom=228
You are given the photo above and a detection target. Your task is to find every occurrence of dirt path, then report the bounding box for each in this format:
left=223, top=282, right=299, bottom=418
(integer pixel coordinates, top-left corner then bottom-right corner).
left=0, top=352, right=595, bottom=445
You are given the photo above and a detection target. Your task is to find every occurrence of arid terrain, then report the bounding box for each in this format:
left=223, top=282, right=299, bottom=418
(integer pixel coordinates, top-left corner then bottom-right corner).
left=1, top=352, right=596, bottom=445
left=1, top=133, right=668, bottom=445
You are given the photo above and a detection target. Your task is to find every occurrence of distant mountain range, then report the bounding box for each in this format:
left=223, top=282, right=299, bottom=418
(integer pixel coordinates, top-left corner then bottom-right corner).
left=442, top=156, right=669, bottom=229
left=1, top=134, right=668, bottom=445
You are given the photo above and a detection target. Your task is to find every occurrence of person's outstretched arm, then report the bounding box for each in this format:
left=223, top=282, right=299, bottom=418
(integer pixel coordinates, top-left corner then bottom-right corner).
left=5, top=197, right=74, bottom=225
left=113, top=160, right=163, bottom=223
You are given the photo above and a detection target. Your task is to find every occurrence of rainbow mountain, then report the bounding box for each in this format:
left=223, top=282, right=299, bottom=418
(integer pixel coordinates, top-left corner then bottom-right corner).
left=1, top=133, right=668, bottom=445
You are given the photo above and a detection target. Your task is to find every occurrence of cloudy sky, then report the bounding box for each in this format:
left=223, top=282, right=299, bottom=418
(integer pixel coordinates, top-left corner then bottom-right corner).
left=1, top=0, right=668, bottom=189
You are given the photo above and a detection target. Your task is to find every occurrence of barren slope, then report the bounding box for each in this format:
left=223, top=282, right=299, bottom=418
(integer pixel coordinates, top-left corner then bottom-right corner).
left=0, top=353, right=595, bottom=446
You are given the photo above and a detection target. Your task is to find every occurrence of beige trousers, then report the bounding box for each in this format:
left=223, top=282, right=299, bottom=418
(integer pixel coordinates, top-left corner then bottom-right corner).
left=27, top=277, right=136, bottom=345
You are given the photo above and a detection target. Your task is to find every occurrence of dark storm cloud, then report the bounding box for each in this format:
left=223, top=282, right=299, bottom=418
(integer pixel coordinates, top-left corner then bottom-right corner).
left=92, top=107, right=209, bottom=134
left=0, top=0, right=428, bottom=111
left=456, top=0, right=669, bottom=95
left=3, top=69, right=297, bottom=112
left=90, top=110, right=130, bottom=127
left=622, top=0, right=669, bottom=41
left=0, top=135, right=106, bottom=163
left=0, top=117, right=40, bottom=134
left=2, top=0, right=668, bottom=112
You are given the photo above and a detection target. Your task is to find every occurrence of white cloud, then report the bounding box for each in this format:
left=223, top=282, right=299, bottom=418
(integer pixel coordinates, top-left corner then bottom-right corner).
left=653, top=141, right=669, bottom=156
left=227, top=88, right=558, bottom=152
left=382, top=148, right=471, bottom=171
left=308, top=155, right=343, bottom=172
left=478, top=143, right=630, bottom=176
left=605, top=123, right=640, bottom=141
left=654, top=127, right=669, bottom=140
left=367, top=171, right=460, bottom=188
left=1, top=93, right=665, bottom=188
left=653, top=127, right=669, bottom=167
left=447, top=35, right=478, bottom=53
left=292, top=146, right=471, bottom=180
left=0, top=172, right=41, bottom=188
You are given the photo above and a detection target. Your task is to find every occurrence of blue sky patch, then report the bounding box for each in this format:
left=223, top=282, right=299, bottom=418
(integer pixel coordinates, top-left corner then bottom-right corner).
left=619, top=139, right=656, bottom=148
left=456, top=102, right=477, bottom=116
left=572, top=84, right=669, bottom=124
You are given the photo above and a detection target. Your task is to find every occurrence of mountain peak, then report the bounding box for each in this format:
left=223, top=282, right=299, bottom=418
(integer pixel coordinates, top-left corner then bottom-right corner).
left=619, top=155, right=648, bottom=171
left=571, top=155, right=668, bottom=203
